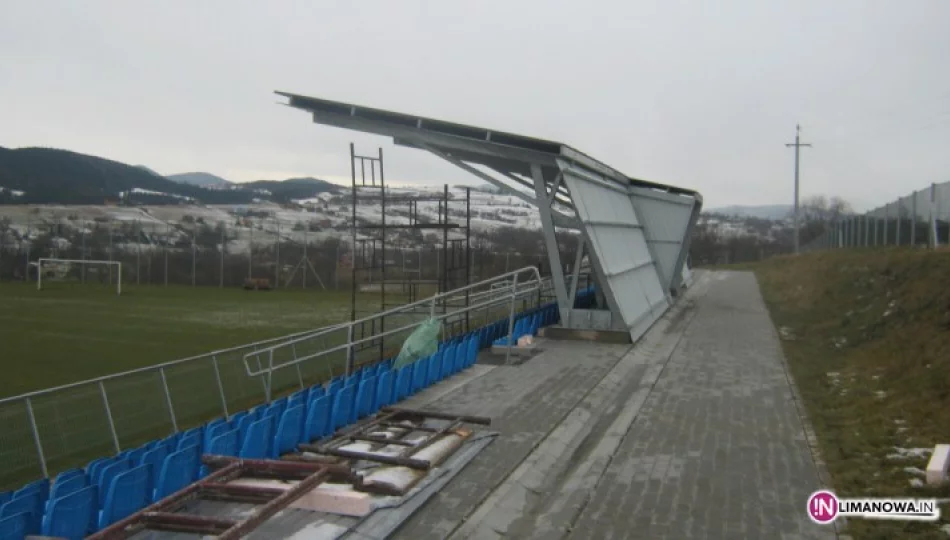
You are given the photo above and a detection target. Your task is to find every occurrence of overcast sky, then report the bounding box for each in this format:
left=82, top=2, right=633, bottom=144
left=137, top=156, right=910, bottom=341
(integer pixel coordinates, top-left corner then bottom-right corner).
left=1, top=1, right=948, bottom=211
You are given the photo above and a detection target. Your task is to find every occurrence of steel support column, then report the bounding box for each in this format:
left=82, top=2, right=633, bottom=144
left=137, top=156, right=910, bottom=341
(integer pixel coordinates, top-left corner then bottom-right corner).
left=531, top=163, right=571, bottom=314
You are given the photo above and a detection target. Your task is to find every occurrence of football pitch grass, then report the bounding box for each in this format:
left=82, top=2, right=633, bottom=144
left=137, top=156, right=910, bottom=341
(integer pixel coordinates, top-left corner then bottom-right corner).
left=0, top=281, right=410, bottom=488
left=0, top=282, right=358, bottom=399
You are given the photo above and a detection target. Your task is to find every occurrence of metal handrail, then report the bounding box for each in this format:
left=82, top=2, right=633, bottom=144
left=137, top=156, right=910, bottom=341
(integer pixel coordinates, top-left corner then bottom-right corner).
left=0, top=323, right=347, bottom=407
left=242, top=266, right=544, bottom=387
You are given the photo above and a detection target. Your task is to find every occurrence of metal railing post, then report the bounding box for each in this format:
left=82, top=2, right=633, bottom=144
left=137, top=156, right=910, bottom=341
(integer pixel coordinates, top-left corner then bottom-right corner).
left=292, top=343, right=305, bottom=389
left=99, top=381, right=121, bottom=454
left=25, top=398, right=48, bottom=478
left=266, top=350, right=274, bottom=402
left=345, top=325, right=355, bottom=377
left=210, top=355, right=229, bottom=419
left=505, top=272, right=520, bottom=366
left=159, top=368, right=178, bottom=433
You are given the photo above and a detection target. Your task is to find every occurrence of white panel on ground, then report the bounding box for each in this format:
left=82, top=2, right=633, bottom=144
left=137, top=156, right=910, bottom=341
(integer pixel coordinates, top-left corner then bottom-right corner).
left=559, top=164, right=669, bottom=340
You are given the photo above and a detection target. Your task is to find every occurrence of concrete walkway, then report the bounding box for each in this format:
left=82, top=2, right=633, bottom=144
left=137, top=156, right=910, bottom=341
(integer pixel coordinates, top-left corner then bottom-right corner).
left=389, top=270, right=837, bottom=540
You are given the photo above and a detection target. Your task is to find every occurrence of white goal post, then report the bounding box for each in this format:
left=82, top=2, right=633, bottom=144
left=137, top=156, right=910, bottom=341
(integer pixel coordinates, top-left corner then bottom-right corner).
left=36, top=258, right=122, bottom=295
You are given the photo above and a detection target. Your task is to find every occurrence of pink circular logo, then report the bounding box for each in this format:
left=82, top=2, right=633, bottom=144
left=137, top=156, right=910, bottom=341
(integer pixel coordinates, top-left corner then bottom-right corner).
left=808, top=490, right=839, bottom=524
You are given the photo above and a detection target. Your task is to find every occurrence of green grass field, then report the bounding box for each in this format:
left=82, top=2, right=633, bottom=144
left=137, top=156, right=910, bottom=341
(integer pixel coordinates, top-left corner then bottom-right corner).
left=0, top=279, right=537, bottom=489
left=0, top=282, right=358, bottom=398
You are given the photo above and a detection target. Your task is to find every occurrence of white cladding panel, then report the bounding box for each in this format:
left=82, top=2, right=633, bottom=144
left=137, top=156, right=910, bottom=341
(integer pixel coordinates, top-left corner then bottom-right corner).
left=561, top=167, right=669, bottom=339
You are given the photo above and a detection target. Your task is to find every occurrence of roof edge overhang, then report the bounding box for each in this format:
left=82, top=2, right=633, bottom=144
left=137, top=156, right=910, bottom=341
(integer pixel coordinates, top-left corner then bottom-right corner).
left=276, top=91, right=702, bottom=204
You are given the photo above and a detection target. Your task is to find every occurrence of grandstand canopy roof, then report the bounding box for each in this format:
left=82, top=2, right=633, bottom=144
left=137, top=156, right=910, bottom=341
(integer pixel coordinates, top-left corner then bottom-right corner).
left=277, top=91, right=702, bottom=341
left=275, top=92, right=701, bottom=203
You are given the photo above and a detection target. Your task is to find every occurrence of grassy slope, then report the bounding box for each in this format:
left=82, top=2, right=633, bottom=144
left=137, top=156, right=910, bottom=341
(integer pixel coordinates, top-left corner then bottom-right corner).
left=743, top=248, right=950, bottom=540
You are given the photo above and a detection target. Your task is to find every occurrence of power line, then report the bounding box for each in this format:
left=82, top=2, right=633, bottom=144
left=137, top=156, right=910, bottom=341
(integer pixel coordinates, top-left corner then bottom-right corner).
left=786, top=124, right=812, bottom=254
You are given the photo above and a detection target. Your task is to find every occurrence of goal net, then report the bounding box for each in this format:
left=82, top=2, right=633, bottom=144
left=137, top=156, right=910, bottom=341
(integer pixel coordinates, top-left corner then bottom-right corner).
left=35, top=258, right=122, bottom=295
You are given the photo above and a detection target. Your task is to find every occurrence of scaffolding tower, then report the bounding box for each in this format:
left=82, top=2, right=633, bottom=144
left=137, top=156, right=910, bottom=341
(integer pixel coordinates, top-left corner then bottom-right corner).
left=348, top=144, right=472, bottom=360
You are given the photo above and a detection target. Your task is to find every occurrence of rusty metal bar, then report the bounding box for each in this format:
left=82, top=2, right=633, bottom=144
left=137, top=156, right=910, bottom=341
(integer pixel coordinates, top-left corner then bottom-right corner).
left=299, top=443, right=432, bottom=471
left=87, top=463, right=242, bottom=539
left=200, top=482, right=285, bottom=503
left=350, top=434, right=416, bottom=446
left=141, top=512, right=237, bottom=535
left=380, top=406, right=492, bottom=426
left=201, top=455, right=351, bottom=478
left=399, top=419, right=464, bottom=459
left=378, top=421, right=439, bottom=432
left=217, top=466, right=333, bottom=540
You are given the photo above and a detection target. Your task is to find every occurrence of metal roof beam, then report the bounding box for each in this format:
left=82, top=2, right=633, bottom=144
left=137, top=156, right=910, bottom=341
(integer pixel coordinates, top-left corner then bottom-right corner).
left=420, top=144, right=580, bottom=229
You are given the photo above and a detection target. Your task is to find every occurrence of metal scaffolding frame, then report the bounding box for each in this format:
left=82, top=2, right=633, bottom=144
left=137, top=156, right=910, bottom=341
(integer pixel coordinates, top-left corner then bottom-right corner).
left=348, top=143, right=473, bottom=360
left=278, top=92, right=702, bottom=342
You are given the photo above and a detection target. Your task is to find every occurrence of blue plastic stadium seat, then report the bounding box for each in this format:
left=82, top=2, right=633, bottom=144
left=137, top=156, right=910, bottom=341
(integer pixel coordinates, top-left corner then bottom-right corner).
left=138, top=446, right=168, bottom=499
left=393, top=367, right=410, bottom=402
left=346, top=382, right=361, bottom=424
left=306, top=385, right=324, bottom=403
left=467, top=337, right=479, bottom=368
left=199, top=429, right=240, bottom=478
left=54, top=469, right=86, bottom=488
left=154, top=447, right=199, bottom=501
left=48, top=472, right=86, bottom=504
left=375, top=362, right=388, bottom=379
left=238, top=416, right=274, bottom=460
left=0, top=493, right=8, bottom=506
left=0, top=512, right=30, bottom=540
left=330, top=386, right=353, bottom=431
left=375, top=370, right=394, bottom=410
left=177, top=432, right=201, bottom=453
left=272, top=405, right=305, bottom=458
left=412, top=356, right=428, bottom=394
left=440, top=345, right=456, bottom=379
left=96, top=460, right=131, bottom=506
left=203, top=421, right=233, bottom=453
left=0, top=492, right=42, bottom=536
left=234, top=413, right=255, bottom=445
left=328, top=377, right=344, bottom=396
left=42, top=485, right=96, bottom=540
left=98, top=465, right=150, bottom=530
left=288, top=392, right=306, bottom=411
left=305, top=396, right=331, bottom=441
left=426, top=352, right=442, bottom=386
left=356, top=376, right=377, bottom=418
left=13, top=478, right=49, bottom=508
left=346, top=373, right=361, bottom=388
left=124, top=446, right=148, bottom=468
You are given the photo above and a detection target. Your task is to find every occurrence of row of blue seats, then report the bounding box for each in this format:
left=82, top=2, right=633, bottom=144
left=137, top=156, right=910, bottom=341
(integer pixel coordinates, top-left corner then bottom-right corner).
left=0, top=300, right=566, bottom=540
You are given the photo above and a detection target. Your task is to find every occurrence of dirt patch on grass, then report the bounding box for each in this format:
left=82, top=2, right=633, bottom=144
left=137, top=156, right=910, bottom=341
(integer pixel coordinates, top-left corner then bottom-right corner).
left=750, top=248, right=950, bottom=539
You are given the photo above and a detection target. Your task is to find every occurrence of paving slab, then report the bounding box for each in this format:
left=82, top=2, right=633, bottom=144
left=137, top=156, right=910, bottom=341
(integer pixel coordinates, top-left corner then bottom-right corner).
left=558, top=271, right=835, bottom=540
left=389, top=338, right=631, bottom=540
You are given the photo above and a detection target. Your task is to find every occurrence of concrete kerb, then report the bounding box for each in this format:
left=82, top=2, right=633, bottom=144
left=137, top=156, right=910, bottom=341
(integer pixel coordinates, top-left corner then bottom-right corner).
left=754, top=271, right=854, bottom=540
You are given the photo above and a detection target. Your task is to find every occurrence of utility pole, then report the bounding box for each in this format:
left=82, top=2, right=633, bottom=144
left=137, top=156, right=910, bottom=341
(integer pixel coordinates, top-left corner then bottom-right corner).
left=785, top=124, right=812, bottom=254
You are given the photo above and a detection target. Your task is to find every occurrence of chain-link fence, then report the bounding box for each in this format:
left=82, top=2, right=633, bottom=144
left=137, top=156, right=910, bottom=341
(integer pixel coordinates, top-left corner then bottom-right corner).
left=0, top=212, right=547, bottom=289
left=803, top=182, right=950, bottom=251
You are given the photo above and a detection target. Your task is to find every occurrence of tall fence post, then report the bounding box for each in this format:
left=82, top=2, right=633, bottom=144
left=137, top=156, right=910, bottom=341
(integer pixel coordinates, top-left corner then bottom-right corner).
left=931, top=183, right=938, bottom=249
left=25, top=398, right=49, bottom=478
left=884, top=204, right=889, bottom=245
left=99, top=381, right=121, bottom=454
left=159, top=368, right=178, bottom=433
left=912, top=190, right=918, bottom=246
left=864, top=214, right=870, bottom=247
left=896, top=198, right=902, bottom=246
left=220, top=222, right=225, bottom=288
left=210, top=355, right=229, bottom=419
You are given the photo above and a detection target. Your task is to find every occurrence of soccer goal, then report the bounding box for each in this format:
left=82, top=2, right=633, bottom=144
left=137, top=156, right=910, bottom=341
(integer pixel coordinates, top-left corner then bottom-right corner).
left=36, top=258, right=122, bottom=295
